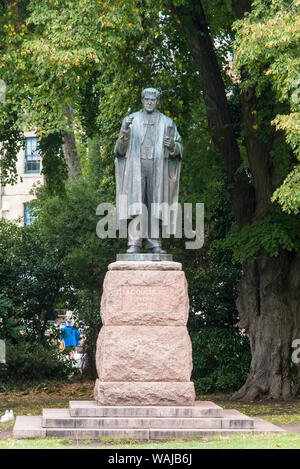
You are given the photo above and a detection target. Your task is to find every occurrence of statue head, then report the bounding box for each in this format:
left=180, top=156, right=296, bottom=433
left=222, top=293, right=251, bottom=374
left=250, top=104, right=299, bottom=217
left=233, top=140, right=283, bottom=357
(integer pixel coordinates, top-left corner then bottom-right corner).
left=141, top=87, right=160, bottom=113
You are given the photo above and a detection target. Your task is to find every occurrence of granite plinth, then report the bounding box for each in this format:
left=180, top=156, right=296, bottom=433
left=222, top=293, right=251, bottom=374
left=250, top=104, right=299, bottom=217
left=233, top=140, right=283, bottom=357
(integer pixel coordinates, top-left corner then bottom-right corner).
left=94, top=260, right=195, bottom=406
left=94, top=381, right=195, bottom=406
left=100, top=269, right=189, bottom=326
left=96, top=326, right=193, bottom=382
left=109, top=260, right=181, bottom=271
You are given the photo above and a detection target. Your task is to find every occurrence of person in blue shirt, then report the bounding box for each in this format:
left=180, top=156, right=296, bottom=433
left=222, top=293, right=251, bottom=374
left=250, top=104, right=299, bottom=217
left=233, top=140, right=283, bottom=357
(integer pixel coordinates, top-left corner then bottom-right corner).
left=59, top=319, right=80, bottom=359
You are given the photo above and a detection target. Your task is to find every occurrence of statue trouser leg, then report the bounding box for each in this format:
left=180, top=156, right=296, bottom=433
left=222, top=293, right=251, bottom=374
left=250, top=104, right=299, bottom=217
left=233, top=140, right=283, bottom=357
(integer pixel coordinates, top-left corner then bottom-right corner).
left=127, top=223, right=142, bottom=248
left=127, top=159, right=164, bottom=252
left=141, top=159, right=164, bottom=251
left=126, top=160, right=148, bottom=250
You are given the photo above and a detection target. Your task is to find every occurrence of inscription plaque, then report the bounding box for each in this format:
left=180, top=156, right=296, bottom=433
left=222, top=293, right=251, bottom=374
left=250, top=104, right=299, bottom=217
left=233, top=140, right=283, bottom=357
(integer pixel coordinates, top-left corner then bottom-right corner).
left=122, top=286, right=171, bottom=313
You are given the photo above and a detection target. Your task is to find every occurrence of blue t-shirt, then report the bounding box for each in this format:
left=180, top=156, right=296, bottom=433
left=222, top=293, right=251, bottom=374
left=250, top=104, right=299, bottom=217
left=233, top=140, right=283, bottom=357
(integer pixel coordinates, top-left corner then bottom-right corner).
left=60, top=326, right=80, bottom=347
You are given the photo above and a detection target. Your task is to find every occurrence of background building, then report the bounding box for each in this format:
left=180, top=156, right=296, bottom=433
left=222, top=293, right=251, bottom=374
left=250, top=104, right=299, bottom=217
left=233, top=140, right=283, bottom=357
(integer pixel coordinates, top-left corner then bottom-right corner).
left=0, top=131, right=44, bottom=225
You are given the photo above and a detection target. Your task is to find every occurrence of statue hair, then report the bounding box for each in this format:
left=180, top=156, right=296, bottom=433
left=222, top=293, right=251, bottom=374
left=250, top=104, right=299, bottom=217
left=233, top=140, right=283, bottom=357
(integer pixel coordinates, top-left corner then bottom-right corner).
left=141, top=88, right=161, bottom=102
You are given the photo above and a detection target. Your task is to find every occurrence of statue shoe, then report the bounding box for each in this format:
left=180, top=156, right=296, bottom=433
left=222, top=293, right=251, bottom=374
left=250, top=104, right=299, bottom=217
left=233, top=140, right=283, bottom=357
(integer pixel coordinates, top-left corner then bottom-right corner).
left=126, top=245, right=140, bottom=254
left=150, top=247, right=167, bottom=254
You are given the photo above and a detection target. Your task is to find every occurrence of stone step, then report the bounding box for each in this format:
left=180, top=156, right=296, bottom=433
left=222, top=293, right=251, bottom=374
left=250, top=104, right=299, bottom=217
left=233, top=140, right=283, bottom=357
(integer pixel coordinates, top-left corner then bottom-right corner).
left=14, top=416, right=46, bottom=439
left=13, top=415, right=285, bottom=440
left=146, top=420, right=285, bottom=439
left=45, top=428, right=256, bottom=439
left=42, top=408, right=254, bottom=430
left=68, top=400, right=223, bottom=418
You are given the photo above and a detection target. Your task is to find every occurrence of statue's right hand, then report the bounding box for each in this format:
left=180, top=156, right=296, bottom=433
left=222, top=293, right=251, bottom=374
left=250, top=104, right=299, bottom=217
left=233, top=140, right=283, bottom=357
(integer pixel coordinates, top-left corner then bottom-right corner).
left=124, top=115, right=134, bottom=130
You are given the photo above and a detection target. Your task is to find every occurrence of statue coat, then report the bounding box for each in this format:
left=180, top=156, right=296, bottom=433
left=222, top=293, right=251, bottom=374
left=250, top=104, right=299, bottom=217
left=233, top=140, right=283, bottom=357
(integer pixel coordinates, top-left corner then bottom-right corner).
left=114, top=109, right=183, bottom=235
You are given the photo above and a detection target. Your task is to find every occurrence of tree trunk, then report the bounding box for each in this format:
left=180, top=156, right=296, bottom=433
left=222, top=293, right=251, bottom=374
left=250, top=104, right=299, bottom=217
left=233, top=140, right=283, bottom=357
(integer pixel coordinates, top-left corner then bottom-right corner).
left=233, top=251, right=300, bottom=400
left=172, top=0, right=300, bottom=399
left=87, top=136, right=102, bottom=185
left=235, top=55, right=300, bottom=399
left=62, top=105, right=82, bottom=179
left=171, top=0, right=255, bottom=230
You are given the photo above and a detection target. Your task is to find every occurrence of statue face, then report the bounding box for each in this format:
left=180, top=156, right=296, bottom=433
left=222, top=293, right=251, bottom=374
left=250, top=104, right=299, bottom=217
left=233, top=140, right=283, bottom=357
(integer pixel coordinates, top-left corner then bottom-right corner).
left=142, top=94, right=158, bottom=113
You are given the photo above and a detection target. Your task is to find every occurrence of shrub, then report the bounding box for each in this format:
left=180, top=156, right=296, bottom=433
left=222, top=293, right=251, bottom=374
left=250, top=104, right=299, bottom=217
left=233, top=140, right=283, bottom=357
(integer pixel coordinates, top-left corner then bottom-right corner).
left=190, top=327, right=251, bottom=394
left=1, top=340, right=76, bottom=385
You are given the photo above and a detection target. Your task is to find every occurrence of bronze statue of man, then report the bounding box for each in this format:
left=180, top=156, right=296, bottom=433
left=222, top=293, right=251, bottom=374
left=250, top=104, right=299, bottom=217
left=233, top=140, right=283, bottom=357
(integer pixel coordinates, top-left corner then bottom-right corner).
left=114, top=87, right=183, bottom=253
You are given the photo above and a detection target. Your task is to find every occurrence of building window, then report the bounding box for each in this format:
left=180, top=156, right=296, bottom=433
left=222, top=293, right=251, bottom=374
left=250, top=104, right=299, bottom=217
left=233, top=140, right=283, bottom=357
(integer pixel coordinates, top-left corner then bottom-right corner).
left=25, top=137, right=40, bottom=174
left=24, top=203, right=37, bottom=226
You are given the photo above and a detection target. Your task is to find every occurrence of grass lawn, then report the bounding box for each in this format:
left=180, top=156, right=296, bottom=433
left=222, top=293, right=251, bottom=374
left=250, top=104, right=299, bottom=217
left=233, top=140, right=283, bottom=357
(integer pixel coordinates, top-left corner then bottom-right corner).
left=1, top=433, right=300, bottom=449
left=0, top=433, right=300, bottom=450
left=0, top=379, right=299, bottom=449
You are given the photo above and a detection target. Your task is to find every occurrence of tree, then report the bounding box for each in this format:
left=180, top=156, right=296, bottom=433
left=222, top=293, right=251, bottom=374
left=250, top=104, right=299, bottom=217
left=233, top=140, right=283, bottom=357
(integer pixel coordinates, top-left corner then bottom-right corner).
left=34, top=177, right=125, bottom=376
left=182, top=192, right=251, bottom=394
left=169, top=0, right=300, bottom=399
left=0, top=0, right=200, bottom=189
left=0, top=0, right=81, bottom=182
left=0, top=217, right=66, bottom=343
left=232, top=0, right=300, bottom=214
left=14, top=222, right=66, bottom=342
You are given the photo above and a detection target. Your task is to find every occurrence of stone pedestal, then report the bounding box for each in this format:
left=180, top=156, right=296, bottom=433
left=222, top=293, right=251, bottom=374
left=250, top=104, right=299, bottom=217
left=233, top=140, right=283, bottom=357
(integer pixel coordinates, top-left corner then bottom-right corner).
left=94, top=261, right=196, bottom=406
left=13, top=262, right=286, bottom=438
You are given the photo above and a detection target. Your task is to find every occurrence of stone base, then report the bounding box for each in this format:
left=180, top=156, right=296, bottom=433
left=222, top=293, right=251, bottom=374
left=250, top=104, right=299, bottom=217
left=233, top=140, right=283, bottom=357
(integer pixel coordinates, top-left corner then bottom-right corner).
left=94, top=380, right=195, bottom=406
left=13, top=400, right=286, bottom=440
left=96, top=326, right=193, bottom=382
left=95, top=260, right=195, bottom=406
left=117, top=253, right=173, bottom=262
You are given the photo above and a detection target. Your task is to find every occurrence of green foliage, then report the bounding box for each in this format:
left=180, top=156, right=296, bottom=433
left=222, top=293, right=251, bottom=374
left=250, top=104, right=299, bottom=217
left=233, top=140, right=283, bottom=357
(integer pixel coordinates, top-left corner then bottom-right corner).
left=2, top=339, right=76, bottom=385
left=0, top=1, right=29, bottom=180
left=71, top=294, right=101, bottom=379
left=34, top=177, right=124, bottom=375
left=181, top=191, right=251, bottom=394
left=233, top=0, right=300, bottom=213
left=0, top=295, right=22, bottom=341
left=186, top=242, right=251, bottom=394
left=14, top=223, right=65, bottom=341
left=190, top=327, right=251, bottom=393
left=0, top=216, right=75, bottom=382
left=35, top=177, right=123, bottom=292
left=272, top=166, right=300, bottom=215
left=0, top=0, right=203, bottom=192
left=0, top=218, right=66, bottom=343
left=179, top=100, right=224, bottom=217
left=217, top=209, right=300, bottom=263
left=38, top=132, right=68, bottom=195
left=0, top=114, right=24, bottom=185
left=0, top=218, right=21, bottom=300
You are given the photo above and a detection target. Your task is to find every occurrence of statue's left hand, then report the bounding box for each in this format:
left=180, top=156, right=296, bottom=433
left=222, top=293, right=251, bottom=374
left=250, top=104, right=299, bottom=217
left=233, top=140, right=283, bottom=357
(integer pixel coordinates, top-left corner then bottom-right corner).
left=164, top=137, right=175, bottom=152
